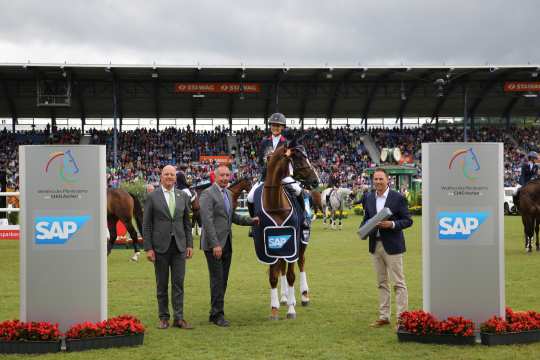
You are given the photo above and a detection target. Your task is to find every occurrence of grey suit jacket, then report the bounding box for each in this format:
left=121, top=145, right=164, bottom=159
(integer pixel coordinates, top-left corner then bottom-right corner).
left=143, top=186, right=193, bottom=254
left=200, top=183, right=253, bottom=251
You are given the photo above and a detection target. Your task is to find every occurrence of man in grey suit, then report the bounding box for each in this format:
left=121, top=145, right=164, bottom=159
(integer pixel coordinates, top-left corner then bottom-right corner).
left=143, top=165, right=194, bottom=330
left=200, top=165, right=259, bottom=327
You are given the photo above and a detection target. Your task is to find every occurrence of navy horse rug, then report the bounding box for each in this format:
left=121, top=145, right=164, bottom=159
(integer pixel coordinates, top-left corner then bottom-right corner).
left=252, top=185, right=303, bottom=265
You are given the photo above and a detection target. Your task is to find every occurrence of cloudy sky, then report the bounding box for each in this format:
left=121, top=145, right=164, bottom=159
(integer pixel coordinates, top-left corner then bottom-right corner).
left=1, top=0, right=539, bottom=66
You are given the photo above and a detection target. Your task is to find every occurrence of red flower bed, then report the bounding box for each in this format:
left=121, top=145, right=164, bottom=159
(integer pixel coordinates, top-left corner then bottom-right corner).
left=481, top=307, right=540, bottom=334
left=65, top=315, right=145, bottom=340
left=0, top=320, right=61, bottom=342
left=399, top=310, right=474, bottom=337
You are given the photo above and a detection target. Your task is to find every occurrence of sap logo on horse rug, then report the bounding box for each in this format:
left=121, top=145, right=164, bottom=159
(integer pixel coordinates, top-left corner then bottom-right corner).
left=438, top=211, right=490, bottom=240
left=34, top=215, right=91, bottom=245
left=264, top=226, right=297, bottom=258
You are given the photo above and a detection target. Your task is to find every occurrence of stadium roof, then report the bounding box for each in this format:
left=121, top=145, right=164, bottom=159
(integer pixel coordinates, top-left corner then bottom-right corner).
left=0, top=63, right=539, bottom=126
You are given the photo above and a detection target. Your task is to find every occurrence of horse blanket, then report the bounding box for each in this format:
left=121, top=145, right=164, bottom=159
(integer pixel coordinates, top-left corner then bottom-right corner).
left=252, top=185, right=304, bottom=264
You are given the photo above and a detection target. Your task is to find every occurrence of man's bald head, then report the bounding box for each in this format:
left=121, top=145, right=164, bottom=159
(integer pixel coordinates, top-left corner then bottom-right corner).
left=160, top=165, right=177, bottom=190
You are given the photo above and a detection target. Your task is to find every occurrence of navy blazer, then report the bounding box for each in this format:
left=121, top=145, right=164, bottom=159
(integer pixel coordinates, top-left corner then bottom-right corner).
left=361, top=189, right=413, bottom=255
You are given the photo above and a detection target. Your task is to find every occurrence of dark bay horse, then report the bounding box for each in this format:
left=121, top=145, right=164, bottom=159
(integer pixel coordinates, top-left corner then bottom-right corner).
left=258, top=139, right=319, bottom=320
left=191, top=177, right=253, bottom=235
left=514, top=179, right=540, bottom=252
left=107, top=188, right=144, bottom=260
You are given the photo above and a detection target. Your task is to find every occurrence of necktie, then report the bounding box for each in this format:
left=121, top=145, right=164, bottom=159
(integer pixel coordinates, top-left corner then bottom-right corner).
left=168, top=190, right=175, bottom=217
left=222, top=189, right=230, bottom=218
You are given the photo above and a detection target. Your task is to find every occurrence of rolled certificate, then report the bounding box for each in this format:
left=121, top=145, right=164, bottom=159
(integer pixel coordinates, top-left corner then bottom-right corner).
left=357, top=207, right=393, bottom=240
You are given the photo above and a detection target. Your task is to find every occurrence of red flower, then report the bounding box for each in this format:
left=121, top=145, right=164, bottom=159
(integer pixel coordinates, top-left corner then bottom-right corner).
left=0, top=320, right=61, bottom=342
left=399, top=310, right=474, bottom=337
left=65, top=314, right=145, bottom=340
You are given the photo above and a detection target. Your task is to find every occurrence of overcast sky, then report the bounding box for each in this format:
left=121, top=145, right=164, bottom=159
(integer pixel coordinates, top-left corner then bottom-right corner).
left=1, top=0, right=539, bottom=67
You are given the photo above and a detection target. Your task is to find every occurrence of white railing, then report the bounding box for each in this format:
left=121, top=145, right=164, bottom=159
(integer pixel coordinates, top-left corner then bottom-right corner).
left=0, top=192, right=20, bottom=213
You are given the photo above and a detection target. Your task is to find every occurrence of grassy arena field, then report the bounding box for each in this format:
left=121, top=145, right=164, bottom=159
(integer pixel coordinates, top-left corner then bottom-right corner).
left=1, top=215, right=540, bottom=359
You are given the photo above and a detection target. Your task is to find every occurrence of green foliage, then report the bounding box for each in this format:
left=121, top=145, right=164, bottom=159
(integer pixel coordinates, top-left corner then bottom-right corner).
left=119, top=178, right=147, bottom=204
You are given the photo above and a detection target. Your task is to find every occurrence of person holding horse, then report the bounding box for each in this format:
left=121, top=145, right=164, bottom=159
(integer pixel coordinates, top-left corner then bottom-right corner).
left=176, top=169, right=195, bottom=201
left=199, top=164, right=259, bottom=327
left=361, top=168, right=413, bottom=329
left=143, top=165, right=194, bottom=330
left=326, top=168, right=341, bottom=207
left=519, top=151, right=539, bottom=186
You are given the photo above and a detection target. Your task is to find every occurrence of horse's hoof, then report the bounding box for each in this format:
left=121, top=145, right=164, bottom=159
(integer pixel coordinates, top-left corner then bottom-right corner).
left=286, top=313, right=296, bottom=320
left=301, top=301, right=310, bottom=307
left=269, top=315, right=279, bottom=321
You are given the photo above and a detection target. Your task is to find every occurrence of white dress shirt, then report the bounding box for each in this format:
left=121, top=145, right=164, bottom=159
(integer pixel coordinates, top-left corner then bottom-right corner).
left=375, top=186, right=394, bottom=233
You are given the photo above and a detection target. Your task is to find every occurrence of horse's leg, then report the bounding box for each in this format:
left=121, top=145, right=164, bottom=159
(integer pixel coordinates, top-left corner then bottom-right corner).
left=107, top=215, right=117, bottom=256
left=339, top=205, right=343, bottom=230
left=269, top=262, right=281, bottom=320
left=286, top=261, right=297, bottom=319
left=524, top=217, right=533, bottom=253
left=534, top=219, right=540, bottom=251
left=279, top=260, right=288, bottom=305
left=322, top=205, right=327, bottom=226
left=123, top=218, right=141, bottom=261
left=298, top=244, right=310, bottom=306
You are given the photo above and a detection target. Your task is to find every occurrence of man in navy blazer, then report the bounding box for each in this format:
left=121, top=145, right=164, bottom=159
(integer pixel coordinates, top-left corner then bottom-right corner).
left=361, top=168, right=413, bottom=328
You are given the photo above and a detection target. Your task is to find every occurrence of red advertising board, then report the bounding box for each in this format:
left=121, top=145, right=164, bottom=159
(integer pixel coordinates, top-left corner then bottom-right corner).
left=175, top=83, right=261, bottom=93
left=504, top=81, right=540, bottom=92
left=0, top=229, right=19, bottom=240
left=199, top=155, right=232, bottom=164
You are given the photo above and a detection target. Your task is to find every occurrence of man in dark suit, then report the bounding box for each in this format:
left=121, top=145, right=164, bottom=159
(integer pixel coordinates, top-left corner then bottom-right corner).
left=200, top=165, right=259, bottom=327
left=143, top=165, right=194, bottom=330
left=519, top=151, right=538, bottom=186
left=361, top=168, right=413, bottom=328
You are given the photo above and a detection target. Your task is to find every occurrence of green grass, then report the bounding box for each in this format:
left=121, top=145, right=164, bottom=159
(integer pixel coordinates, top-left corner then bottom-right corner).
left=1, top=215, right=540, bottom=359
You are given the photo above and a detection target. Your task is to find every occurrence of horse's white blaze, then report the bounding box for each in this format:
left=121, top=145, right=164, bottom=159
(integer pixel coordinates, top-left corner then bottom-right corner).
left=287, top=286, right=296, bottom=307
left=299, top=272, right=309, bottom=294
left=271, top=288, right=280, bottom=309
left=280, top=275, right=288, bottom=302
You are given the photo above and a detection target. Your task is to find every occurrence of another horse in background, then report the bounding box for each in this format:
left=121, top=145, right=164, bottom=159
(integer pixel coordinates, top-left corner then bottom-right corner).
left=321, top=187, right=354, bottom=230
left=190, top=177, right=253, bottom=236
left=107, top=188, right=144, bottom=261
left=514, top=180, right=540, bottom=252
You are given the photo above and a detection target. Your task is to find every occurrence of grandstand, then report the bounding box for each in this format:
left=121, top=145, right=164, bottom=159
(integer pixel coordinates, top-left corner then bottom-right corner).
left=1, top=64, right=539, bottom=193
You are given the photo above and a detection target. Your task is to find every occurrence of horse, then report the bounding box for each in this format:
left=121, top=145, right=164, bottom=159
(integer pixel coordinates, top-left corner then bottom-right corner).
left=107, top=188, right=144, bottom=261
left=190, top=177, right=252, bottom=235
left=321, top=187, right=354, bottom=230
left=253, top=138, right=319, bottom=320
left=514, top=179, right=540, bottom=252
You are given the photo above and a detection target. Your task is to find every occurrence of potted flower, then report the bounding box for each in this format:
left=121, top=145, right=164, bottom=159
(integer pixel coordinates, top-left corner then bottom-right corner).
left=0, top=320, right=62, bottom=354
left=397, top=310, right=475, bottom=345
left=480, top=307, right=540, bottom=345
left=65, top=315, right=145, bottom=352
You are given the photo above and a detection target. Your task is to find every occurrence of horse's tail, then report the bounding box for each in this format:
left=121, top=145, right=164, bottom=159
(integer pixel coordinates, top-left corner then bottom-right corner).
left=129, top=192, right=144, bottom=235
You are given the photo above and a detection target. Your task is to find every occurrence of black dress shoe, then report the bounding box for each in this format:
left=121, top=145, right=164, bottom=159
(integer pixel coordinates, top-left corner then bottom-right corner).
left=157, top=319, right=169, bottom=329
left=212, top=318, right=230, bottom=327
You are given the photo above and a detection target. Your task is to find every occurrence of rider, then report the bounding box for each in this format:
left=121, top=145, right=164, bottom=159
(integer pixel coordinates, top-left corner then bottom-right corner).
left=176, top=168, right=196, bottom=202
left=247, top=112, right=303, bottom=217
left=326, top=167, right=340, bottom=206
left=519, top=151, right=539, bottom=186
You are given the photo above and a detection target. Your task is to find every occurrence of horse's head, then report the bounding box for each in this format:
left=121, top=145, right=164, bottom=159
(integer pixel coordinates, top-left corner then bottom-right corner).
left=228, top=177, right=253, bottom=194
left=286, top=137, right=320, bottom=190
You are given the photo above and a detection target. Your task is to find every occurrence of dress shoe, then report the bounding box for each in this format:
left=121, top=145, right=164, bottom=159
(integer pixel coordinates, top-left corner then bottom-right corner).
left=370, top=319, right=390, bottom=328
left=157, top=320, right=169, bottom=329
left=211, top=317, right=230, bottom=327
left=172, top=319, right=194, bottom=330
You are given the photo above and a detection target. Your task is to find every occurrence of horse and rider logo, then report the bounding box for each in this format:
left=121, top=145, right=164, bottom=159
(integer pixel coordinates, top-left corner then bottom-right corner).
left=448, top=147, right=480, bottom=180
left=44, top=150, right=80, bottom=183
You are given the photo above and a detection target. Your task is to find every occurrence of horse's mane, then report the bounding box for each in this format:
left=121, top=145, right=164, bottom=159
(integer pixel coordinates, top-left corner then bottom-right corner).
left=229, top=177, right=249, bottom=188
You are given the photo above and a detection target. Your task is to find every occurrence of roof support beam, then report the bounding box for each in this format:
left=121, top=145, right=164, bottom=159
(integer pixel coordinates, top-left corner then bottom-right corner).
left=362, top=70, right=393, bottom=123
left=299, top=69, right=323, bottom=129
left=190, top=69, right=200, bottom=131
left=502, top=96, right=520, bottom=130
left=396, top=71, right=432, bottom=126
left=468, top=69, right=515, bottom=119
left=0, top=78, right=17, bottom=132
left=327, top=69, right=355, bottom=128
left=153, top=76, right=160, bottom=130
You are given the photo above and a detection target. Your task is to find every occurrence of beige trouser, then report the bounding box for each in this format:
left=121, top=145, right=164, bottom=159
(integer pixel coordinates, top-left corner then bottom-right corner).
left=372, top=241, right=408, bottom=321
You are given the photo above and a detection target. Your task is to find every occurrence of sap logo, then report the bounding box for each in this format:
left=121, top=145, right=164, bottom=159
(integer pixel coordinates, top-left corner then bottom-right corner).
left=438, top=212, right=490, bottom=240
left=268, top=235, right=291, bottom=249
left=34, top=215, right=90, bottom=245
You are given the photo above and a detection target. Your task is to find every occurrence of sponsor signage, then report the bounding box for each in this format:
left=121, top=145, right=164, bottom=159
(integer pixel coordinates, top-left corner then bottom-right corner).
left=175, top=82, right=261, bottom=93
left=504, top=81, right=540, bottom=92
left=20, top=145, right=107, bottom=331
left=422, top=143, right=504, bottom=326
